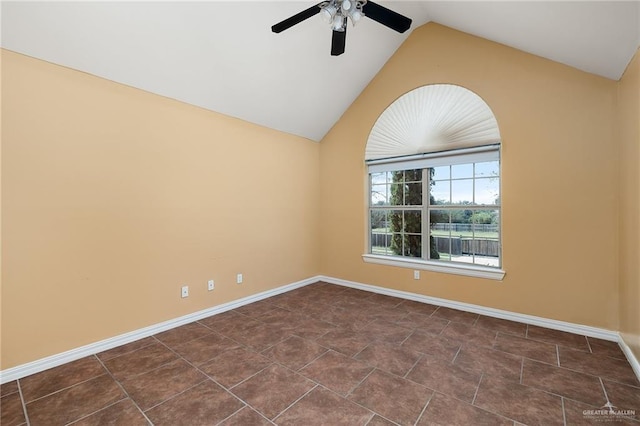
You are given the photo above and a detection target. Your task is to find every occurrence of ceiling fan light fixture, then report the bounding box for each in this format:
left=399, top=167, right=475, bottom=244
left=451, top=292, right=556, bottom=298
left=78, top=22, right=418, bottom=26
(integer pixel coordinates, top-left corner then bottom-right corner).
left=349, top=9, right=363, bottom=25
left=321, top=0, right=366, bottom=29
left=321, top=4, right=337, bottom=23
left=332, top=14, right=346, bottom=31
left=271, top=0, right=411, bottom=55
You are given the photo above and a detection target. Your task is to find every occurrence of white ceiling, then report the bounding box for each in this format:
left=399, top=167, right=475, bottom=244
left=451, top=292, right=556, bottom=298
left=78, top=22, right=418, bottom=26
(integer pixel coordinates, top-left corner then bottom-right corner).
left=2, top=1, right=639, bottom=142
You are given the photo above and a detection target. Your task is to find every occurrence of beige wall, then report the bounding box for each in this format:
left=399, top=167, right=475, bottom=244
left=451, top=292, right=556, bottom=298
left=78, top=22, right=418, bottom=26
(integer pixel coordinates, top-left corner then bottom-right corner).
left=1, top=50, right=320, bottom=368
left=319, top=23, right=620, bottom=329
left=617, top=49, right=640, bottom=359
left=2, top=23, right=637, bottom=371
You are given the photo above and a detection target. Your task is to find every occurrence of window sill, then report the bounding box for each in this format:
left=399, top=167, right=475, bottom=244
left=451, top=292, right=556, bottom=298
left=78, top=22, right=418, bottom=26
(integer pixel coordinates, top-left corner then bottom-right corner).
left=362, top=254, right=505, bottom=281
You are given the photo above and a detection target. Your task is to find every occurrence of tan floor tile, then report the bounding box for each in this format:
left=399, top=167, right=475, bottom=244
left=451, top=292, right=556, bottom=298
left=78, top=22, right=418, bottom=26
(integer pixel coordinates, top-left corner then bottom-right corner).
left=121, top=359, right=206, bottom=410
left=20, top=356, right=106, bottom=402
left=0, top=381, right=19, bottom=398
left=26, top=375, right=124, bottom=426
left=559, top=347, right=640, bottom=387
left=521, top=358, right=606, bottom=406
left=154, top=322, right=213, bottom=348
left=355, top=341, right=421, bottom=377
left=276, top=387, right=373, bottom=425
left=200, top=347, right=272, bottom=388
left=145, top=380, right=243, bottom=425
left=602, top=379, right=640, bottom=413
left=102, top=342, right=178, bottom=381
left=417, top=392, right=513, bottom=425
left=231, top=364, right=314, bottom=419
left=527, top=325, right=590, bottom=352
left=402, top=331, right=461, bottom=361
left=218, top=406, right=273, bottom=425
left=349, top=369, right=433, bottom=426
left=96, top=337, right=157, bottom=362
left=474, top=375, right=564, bottom=425
left=300, top=350, right=373, bottom=396
left=1, top=392, right=26, bottom=426
left=173, top=332, right=240, bottom=366
left=563, top=398, right=638, bottom=425
left=407, top=355, right=482, bottom=403
left=453, top=344, right=522, bottom=382
left=441, top=322, right=498, bottom=348
left=432, top=307, right=479, bottom=325
left=494, top=332, right=558, bottom=365
left=588, top=337, right=627, bottom=360
left=261, top=336, right=328, bottom=370
left=70, top=399, right=149, bottom=425
left=475, top=315, right=527, bottom=337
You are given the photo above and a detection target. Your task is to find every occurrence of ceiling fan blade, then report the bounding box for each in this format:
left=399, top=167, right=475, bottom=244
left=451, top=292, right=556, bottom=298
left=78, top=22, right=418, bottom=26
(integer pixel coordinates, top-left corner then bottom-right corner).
left=331, top=28, right=346, bottom=56
left=272, top=3, right=323, bottom=33
left=362, top=1, right=412, bottom=33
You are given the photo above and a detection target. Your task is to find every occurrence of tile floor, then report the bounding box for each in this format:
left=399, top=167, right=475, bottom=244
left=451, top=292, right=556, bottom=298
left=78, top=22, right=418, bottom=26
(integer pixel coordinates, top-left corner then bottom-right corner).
left=2, top=281, right=639, bottom=425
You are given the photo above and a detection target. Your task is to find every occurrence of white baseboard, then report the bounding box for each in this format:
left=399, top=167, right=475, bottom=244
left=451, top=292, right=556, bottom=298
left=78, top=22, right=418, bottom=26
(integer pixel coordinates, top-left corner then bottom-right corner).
left=3, top=274, right=638, bottom=385
left=319, top=275, right=619, bottom=341
left=619, top=334, right=640, bottom=382
left=318, top=275, right=640, bottom=382
left=0, top=276, right=320, bottom=384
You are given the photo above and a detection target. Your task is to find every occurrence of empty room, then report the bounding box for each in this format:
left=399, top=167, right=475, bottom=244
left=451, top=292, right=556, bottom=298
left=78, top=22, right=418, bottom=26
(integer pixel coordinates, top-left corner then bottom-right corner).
left=1, top=1, right=639, bottom=425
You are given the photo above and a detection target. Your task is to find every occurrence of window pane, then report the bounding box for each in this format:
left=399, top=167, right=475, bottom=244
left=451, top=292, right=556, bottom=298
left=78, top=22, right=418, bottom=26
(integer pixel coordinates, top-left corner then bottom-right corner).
left=404, top=234, right=422, bottom=258
left=391, top=171, right=404, bottom=183
left=452, top=163, right=473, bottom=179
left=475, top=161, right=499, bottom=178
left=429, top=209, right=450, bottom=261
left=389, top=210, right=403, bottom=238
left=475, top=177, right=500, bottom=205
left=450, top=209, right=474, bottom=264
left=370, top=210, right=389, bottom=232
left=371, top=231, right=391, bottom=255
left=390, top=233, right=403, bottom=256
left=450, top=208, right=472, bottom=233
left=404, top=169, right=422, bottom=183
left=430, top=180, right=450, bottom=205
left=405, top=183, right=422, bottom=205
left=371, top=209, right=391, bottom=256
left=390, top=183, right=404, bottom=206
left=431, top=166, right=449, bottom=180
left=371, top=172, right=389, bottom=185
left=371, top=184, right=388, bottom=205
left=369, top=157, right=500, bottom=268
left=452, top=179, right=473, bottom=204
left=404, top=211, right=421, bottom=233
left=471, top=209, right=500, bottom=267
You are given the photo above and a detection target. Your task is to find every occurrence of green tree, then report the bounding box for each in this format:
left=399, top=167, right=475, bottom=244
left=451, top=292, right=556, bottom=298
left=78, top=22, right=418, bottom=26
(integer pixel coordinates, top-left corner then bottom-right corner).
left=388, top=169, right=439, bottom=259
left=470, top=211, right=493, bottom=224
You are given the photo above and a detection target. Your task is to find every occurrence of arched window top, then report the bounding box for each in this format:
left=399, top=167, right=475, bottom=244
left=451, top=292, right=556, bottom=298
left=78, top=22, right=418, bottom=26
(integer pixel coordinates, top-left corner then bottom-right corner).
left=365, top=84, right=501, bottom=161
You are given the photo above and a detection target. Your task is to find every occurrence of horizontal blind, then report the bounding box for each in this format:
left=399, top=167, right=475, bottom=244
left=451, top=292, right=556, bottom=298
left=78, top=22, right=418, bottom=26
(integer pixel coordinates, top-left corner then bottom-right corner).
left=367, top=145, right=499, bottom=174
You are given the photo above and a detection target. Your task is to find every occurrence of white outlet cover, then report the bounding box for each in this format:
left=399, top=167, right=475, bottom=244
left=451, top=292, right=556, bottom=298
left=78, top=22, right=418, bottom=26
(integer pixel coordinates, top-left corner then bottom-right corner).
left=236, top=274, right=243, bottom=284
left=208, top=280, right=214, bottom=291
left=181, top=285, right=189, bottom=298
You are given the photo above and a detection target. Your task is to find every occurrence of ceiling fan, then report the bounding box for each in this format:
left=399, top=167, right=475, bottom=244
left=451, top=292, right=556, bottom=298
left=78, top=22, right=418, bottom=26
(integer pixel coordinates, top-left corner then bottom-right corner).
left=271, top=0, right=412, bottom=56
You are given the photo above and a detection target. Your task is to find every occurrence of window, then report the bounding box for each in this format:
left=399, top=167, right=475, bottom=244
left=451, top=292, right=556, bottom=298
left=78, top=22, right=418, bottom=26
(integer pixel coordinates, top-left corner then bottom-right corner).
left=363, top=84, right=503, bottom=279
left=365, top=145, right=504, bottom=280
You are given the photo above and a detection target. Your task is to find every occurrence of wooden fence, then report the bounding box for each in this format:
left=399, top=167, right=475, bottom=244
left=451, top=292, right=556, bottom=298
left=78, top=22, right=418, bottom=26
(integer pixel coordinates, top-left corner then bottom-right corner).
left=372, top=234, right=499, bottom=257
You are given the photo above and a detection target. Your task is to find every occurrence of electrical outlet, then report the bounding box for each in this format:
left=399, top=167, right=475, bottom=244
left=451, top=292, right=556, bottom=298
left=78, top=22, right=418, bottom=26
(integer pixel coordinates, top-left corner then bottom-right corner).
left=181, top=285, right=189, bottom=298
left=207, top=280, right=215, bottom=291
left=413, top=270, right=420, bottom=280
left=236, top=273, right=243, bottom=284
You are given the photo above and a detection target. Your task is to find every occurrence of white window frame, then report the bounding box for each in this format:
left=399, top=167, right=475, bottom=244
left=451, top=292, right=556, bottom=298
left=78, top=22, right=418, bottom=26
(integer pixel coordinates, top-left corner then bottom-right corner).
left=363, top=145, right=505, bottom=281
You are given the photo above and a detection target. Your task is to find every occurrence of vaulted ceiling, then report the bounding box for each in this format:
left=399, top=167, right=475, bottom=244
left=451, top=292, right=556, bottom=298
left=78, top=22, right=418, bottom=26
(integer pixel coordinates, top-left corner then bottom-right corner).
left=2, top=1, right=639, bottom=141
